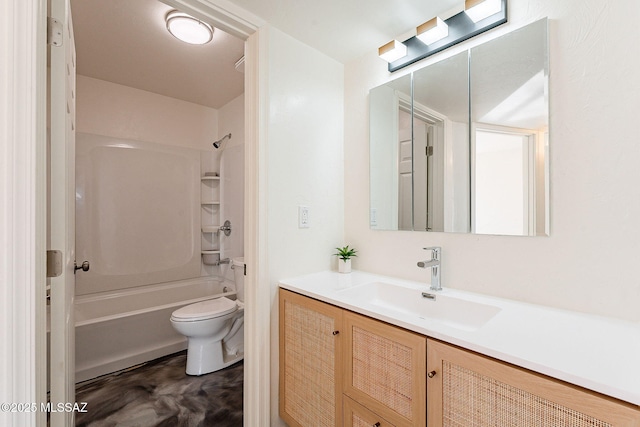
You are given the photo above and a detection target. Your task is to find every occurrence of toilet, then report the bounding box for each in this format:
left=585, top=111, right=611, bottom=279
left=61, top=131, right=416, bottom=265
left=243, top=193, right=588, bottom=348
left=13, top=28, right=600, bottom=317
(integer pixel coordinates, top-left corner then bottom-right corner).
left=170, top=257, right=245, bottom=375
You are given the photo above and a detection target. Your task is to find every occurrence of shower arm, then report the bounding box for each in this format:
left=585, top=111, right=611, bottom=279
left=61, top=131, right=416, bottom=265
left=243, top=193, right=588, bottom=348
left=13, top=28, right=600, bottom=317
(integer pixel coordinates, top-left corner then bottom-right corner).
left=212, top=133, right=232, bottom=149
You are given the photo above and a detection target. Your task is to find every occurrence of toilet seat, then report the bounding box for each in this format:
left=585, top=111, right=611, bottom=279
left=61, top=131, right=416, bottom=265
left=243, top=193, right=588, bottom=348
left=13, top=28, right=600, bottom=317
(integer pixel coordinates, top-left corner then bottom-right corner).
left=171, top=297, right=237, bottom=322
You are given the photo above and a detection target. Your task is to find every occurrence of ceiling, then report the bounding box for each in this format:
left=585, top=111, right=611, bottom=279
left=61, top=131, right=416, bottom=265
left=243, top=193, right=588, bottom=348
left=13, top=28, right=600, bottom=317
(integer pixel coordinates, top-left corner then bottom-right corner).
left=70, top=0, right=245, bottom=109
left=71, top=0, right=461, bottom=109
left=226, top=0, right=461, bottom=63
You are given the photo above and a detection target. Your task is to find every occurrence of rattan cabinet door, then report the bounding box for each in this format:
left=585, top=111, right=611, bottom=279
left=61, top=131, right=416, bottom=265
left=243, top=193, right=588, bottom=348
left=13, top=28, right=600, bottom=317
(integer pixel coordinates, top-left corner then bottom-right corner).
left=279, top=289, right=344, bottom=427
left=426, top=338, right=640, bottom=427
left=343, top=311, right=427, bottom=427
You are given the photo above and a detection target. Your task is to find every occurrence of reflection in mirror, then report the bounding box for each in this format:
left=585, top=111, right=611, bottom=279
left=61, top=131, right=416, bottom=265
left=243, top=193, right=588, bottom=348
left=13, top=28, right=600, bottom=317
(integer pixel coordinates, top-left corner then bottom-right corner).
left=412, top=51, right=469, bottom=232
left=369, top=18, right=549, bottom=236
left=369, top=74, right=412, bottom=231
left=470, top=18, right=549, bottom=236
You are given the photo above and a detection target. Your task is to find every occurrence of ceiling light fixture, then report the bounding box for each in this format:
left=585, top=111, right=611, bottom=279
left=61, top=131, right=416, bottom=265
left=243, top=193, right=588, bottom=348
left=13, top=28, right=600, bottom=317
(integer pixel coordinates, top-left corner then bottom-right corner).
left=465, top=0, right=502, bottom=23
left=378, top=40, right=408, bottom=63
left=379, top=0, right=507, bottom=71
left=165, top=10, right=213, bottom=45
left=416, top=17, right=449, bottom=45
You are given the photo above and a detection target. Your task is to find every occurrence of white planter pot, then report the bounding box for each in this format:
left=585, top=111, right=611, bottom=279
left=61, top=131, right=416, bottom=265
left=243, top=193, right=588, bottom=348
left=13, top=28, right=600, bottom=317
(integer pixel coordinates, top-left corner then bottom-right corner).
left=338, top=259, right=352, bottom=274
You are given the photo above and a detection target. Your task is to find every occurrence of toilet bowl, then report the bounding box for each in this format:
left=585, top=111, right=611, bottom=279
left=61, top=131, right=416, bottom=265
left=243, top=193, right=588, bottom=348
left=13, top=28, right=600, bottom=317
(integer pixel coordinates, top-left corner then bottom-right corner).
left=170, top=257, right=245, bottom=375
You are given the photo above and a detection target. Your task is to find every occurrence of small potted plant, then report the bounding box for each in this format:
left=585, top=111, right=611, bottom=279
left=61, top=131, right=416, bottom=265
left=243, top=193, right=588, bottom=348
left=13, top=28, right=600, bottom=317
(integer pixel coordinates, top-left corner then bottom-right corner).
left=334, top=245, right=357, bottom=274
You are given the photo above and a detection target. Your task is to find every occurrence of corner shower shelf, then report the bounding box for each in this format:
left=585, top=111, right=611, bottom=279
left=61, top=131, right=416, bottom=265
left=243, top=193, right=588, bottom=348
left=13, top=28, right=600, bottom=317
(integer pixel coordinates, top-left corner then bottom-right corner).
left=202, top=225, right=220, bottom=233
left=201, top=250, right=221, bottom=255
left=201, top=200, right=221, bottom=205
left=201, top=176, right=221, bottom=181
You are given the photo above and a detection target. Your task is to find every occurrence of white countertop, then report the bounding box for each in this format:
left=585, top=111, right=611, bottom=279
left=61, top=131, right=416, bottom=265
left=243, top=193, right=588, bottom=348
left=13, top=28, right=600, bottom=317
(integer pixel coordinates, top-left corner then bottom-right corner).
left=279, top=270, right=640, bottom=406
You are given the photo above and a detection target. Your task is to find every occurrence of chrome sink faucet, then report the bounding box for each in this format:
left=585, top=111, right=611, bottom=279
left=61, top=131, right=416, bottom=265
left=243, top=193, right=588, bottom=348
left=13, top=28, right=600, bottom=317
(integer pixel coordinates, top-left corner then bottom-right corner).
left=417, top=247, right=441, bottom=291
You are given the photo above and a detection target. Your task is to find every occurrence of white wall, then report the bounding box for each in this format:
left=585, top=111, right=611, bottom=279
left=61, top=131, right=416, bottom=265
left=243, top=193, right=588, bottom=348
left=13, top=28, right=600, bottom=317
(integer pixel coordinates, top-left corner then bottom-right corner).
left=76, top=75, right=218, bottom=150
left=345, top=1, right=640, bottom=322
left=265, top=27, right=344, bottom=425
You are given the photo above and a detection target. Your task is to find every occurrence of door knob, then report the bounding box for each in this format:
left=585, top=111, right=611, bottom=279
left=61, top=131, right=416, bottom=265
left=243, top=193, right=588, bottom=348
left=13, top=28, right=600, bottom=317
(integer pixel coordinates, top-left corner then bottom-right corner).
left=74, top=260, right=90, bottom=273
left=427, top=370, right=437, bottom=378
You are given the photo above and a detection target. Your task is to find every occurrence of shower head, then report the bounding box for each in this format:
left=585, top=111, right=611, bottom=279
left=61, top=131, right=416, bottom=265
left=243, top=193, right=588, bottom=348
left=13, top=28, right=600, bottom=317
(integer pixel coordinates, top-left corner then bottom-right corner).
left=212, top=133, right=232, bottom=149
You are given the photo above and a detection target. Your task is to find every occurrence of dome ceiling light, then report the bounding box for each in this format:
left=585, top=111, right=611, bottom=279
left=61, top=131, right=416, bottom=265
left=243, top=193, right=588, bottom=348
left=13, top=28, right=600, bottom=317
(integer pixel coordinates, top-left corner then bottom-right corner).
left=165, top=10, right=213, bottom=45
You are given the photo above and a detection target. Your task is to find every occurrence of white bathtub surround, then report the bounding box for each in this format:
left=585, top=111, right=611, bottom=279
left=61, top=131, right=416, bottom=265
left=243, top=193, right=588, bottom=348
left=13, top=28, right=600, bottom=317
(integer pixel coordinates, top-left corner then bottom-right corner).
left=76, top=133, right=202, bottom=295
left=76, top=78, right=245, bottom=287
left=279, top=270, right=640, bottom=406
left=219, top=95, right=245, bottom=281
left=74, top=277, right=236, bottom=382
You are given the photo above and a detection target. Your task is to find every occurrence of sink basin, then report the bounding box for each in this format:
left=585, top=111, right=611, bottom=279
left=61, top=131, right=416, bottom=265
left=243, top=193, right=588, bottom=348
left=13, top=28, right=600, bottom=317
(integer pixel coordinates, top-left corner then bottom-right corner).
left=338, top=282, right=501, bottom=331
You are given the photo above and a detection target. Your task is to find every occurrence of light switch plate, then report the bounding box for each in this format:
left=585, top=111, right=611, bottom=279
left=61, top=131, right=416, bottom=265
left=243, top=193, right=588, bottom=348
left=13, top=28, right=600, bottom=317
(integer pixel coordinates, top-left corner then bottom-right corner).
left=298, top=205, right=310, bottom=228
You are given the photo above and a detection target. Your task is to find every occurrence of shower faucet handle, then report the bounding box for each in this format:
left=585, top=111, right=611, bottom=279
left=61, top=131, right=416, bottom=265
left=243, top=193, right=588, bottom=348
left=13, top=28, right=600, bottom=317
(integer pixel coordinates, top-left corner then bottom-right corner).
left=219, top=220, right=232, bottom=236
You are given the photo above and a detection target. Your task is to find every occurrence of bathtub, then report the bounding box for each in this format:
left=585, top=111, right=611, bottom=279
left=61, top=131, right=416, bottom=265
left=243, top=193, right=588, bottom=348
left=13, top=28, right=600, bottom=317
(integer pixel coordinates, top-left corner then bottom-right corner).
left=75, top=277, right=236, bottom=383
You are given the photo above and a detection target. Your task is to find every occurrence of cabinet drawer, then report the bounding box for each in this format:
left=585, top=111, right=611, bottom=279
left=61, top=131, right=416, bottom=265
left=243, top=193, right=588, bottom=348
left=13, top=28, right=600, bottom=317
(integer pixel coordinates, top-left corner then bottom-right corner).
left=343, top=311, right=426, bottom=427
left=344, top=395, right=395, bottom=427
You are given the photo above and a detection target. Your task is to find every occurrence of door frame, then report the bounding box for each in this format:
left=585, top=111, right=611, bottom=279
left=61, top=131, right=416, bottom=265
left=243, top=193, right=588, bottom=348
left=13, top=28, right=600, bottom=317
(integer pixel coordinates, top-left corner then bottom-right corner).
left=1, top=1, right=48, bottom=426
left=3, top=0, right=269, bottom=425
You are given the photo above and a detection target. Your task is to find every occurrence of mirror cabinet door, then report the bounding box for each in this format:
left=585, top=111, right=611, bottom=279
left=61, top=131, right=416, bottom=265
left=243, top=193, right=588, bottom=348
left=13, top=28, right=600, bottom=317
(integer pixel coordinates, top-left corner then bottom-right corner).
left=412, top=51, right=470, bottom=232
left=470, top=19, right=549, bottom=236
left=369, top=74, right=412, bottom=231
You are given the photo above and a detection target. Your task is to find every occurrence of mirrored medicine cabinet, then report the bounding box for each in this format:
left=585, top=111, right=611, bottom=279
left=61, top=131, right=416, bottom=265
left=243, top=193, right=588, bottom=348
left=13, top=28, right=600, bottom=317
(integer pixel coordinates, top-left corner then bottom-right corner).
left=370, top=18, right=549, bottom=236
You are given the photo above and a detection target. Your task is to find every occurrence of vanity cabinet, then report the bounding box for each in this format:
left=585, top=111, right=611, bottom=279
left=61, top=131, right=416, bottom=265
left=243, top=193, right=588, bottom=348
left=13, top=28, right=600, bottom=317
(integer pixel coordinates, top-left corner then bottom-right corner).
left=280, top=289, right=640, bottom=427
left=426, top=338, right=640, bottom=427
left=279, top=289, right=343, bottom=427
left=279, top=289, right=426, bottom=427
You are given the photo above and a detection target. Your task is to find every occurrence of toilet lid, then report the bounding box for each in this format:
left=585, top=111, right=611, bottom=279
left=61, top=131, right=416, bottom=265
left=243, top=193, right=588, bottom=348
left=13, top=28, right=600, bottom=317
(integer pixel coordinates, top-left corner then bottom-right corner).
left=171, top=297, right=237, bottom=321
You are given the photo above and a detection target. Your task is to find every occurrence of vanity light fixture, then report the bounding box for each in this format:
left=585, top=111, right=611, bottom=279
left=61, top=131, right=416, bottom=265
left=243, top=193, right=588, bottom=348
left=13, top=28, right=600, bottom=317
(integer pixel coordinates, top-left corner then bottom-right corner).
left=378, top=40, right=408, bottom=63
left=380, top=0, right=507, bottom=72
left=165, top=10, right=214, bottom=45
left=416, top=17, right=449, bottom=45
left=465, top=0, right=502, bottom=23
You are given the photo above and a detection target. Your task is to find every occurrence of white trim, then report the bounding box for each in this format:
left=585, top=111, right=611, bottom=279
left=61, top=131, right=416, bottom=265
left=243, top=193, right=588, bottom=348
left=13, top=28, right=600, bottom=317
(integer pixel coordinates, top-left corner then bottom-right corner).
left=243, top=27, right=271, bottom=426
left=1, top=0, right=48, bottom=426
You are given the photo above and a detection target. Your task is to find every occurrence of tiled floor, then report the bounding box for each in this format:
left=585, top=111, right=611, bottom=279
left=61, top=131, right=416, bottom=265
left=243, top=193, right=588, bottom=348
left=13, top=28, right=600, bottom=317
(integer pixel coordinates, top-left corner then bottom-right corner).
left=75, top=352, right=243, bottom=427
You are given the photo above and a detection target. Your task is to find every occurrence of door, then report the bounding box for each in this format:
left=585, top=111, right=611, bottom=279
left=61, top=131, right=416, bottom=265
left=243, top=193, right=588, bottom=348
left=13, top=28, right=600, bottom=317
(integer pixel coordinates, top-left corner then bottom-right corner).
left=48, top=0, right=77, bottom=425
left=279, top=289, right=343, bottom=427
left=426, top=338, right=640, bottom=426
left=343, top=311, right=426, bottom=427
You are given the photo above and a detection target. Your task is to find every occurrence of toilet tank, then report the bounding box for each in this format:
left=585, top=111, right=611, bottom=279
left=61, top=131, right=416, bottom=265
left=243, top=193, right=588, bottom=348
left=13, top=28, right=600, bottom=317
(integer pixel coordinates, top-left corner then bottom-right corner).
left=232, top=257, right=245, bottom=302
